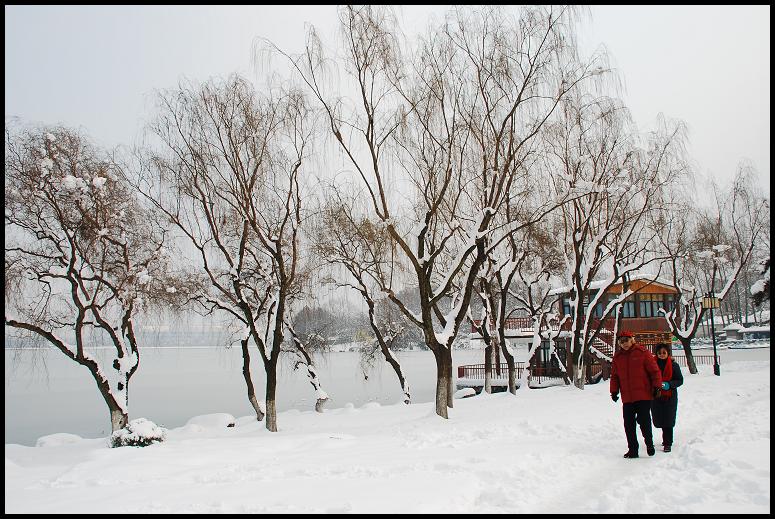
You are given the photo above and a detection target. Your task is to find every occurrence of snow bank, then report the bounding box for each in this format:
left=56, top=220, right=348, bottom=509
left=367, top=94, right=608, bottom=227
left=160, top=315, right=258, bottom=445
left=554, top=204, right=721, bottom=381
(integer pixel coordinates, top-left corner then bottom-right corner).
left=184, top=413, right=236, bottom=429
left=35, top=433, right=84, bottom=448
left=5, top=351, right=770, bottom=514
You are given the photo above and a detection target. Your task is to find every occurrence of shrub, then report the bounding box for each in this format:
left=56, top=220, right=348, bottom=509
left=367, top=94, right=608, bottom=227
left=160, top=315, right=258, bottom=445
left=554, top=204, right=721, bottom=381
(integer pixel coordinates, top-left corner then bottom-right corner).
left=110, top=418, right=168, bottom=448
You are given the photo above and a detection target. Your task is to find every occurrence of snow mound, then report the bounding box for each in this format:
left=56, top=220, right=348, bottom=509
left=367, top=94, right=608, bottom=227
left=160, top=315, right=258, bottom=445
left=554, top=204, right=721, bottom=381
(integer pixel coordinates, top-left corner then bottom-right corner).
left=361, top=402, right=381, bottom=409
left=185, top=413, right=237, bottom=429
left=35, top=432, right=84, bottom=448
left=234, top=415, right=260, bottom=427
left=454, top=388, right=477, bottom=399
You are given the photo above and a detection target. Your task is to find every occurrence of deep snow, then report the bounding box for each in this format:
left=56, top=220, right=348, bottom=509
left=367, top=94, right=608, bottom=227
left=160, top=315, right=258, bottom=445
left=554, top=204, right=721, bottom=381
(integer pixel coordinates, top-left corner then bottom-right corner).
left=5, top=347, right=769, bottom=513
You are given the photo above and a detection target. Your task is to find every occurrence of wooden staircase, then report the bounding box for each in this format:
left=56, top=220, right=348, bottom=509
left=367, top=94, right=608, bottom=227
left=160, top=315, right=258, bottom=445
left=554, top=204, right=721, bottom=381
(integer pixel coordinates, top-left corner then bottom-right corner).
left=590, top=331, right=615, bottom=362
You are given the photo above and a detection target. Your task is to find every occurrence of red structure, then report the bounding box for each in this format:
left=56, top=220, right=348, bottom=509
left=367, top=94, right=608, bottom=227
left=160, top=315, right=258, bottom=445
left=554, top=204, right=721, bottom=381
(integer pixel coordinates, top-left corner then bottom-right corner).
left=459, top=277, right=681, bottom=389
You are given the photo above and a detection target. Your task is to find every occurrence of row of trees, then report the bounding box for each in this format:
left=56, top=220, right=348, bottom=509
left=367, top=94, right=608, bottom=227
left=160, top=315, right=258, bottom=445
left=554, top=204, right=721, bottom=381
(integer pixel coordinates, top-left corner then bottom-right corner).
left=5, top=6, right=769, bottom=436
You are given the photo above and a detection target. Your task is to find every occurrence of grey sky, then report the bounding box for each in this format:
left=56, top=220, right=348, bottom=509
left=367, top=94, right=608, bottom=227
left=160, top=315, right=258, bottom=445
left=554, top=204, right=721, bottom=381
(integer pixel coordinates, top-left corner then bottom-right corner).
left=5, top=5, right=770, bottom=192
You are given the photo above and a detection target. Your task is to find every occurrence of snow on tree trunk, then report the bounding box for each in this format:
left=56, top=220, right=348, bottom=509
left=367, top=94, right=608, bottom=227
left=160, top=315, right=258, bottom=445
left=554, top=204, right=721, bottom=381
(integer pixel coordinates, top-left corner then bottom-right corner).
left=382, top=349, right=411, bottom=404
left=680, top=337, right=698, bottom=375
left=305, top=364, right=329, bottom=413
left=287, top=325, right=329, bottom=413
left=111, top=408, right=128, bottom=433
left=380, top=345, right=411, bottom=404
left=496, top=327, right=517, bottom=394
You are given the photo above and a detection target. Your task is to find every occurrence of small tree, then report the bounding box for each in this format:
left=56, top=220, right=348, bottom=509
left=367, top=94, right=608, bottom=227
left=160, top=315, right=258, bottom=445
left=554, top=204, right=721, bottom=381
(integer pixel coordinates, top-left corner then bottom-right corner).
left=314, top=195, right=412, bottom=404
left=134, top=75, right=314, bottom=431
left=5, top=126, right=168, bottom=433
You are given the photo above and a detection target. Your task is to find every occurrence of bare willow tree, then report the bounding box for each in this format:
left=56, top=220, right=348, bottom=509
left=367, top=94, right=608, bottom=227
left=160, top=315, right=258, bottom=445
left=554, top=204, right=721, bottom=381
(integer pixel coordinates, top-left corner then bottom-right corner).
left=133, top=75, right=313, bottom=431
left=658, top=164, right=769, bottom=373
left=544, top=99, right=685, bottom=388
left=314, top=191, right=412, bottom=404
left=269, top=5, right=603, bottom=418
left=5, top=126, right=169, bottom=434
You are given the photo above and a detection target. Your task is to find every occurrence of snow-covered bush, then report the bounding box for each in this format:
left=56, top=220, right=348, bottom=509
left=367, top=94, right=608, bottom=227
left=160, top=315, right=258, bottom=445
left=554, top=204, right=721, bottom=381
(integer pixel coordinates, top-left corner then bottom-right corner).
left=109, top=418, right=167, bottom=448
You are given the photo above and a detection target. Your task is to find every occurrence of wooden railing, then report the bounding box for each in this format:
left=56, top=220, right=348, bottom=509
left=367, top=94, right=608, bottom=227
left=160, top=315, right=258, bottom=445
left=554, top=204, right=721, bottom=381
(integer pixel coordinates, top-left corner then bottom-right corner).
left=457, top=362, right=526, bottom=380
left=560, top=318, right=616, bottom=332
left=457, top=355, right=716, bottom=387
left=672, top=354, right=719, bottom=367
left=470, top=318, right=549, bottom=333
left=456, top=362, right=591, bottom=385
left=471, top=316, right=676, bottom=336
left=457, top=361, right=604, bottom=385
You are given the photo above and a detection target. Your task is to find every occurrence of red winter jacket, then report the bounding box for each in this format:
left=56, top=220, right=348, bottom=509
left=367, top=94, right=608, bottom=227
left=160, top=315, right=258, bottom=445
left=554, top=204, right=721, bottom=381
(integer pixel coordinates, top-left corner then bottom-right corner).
left=609, top=343, right=662, bottom=403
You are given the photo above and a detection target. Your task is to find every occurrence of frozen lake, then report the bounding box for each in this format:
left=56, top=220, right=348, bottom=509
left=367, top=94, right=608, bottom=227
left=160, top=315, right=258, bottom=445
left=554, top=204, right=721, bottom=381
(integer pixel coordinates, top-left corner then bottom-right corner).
left=5, top=342, right=769, bottom=446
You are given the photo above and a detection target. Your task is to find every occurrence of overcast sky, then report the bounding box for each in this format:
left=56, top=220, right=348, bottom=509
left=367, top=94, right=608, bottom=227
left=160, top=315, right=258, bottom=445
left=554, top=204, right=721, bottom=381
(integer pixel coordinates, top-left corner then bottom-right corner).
left=5, top=5, right=770, bottom=192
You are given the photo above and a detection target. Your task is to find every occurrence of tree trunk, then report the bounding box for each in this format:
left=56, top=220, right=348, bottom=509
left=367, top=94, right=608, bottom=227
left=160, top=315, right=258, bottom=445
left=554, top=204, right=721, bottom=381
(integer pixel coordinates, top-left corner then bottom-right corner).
left=680, top=338, right=698, bottom=374
left=265, top=361, right=278, bottom=432
left=484, top=343, right=493, bottom=394
left=505, top=353, right=517, bottom=394
left=573, top=345, right=586, bottom=389
left=240, top=338, right=265, bottom=421
left=447, top=348, right=454, bottom=409
left=84, top=354, right=128, bottom=433
left=584, top=352, right=593, bottom=384
left=497, top=332, right=517, bottom=394
left=494, top=339, right=502, bottom=377
left=601, top=360, right=611, bottom=381
left=434, top=349, right=450, bottom=419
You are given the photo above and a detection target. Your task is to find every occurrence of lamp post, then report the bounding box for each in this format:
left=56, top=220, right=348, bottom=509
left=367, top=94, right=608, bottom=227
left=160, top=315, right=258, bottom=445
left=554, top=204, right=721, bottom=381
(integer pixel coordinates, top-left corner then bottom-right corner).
left=702, top=293, right=721, bottom=376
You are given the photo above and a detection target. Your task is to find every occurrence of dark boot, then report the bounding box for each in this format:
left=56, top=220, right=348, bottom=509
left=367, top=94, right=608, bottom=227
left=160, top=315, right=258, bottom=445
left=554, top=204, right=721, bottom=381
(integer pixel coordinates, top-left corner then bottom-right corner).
left=663, top=445, right=672, bottom=452
left=646, top=444, right=656, bottom=456
left=623, top=450, right=639, bottom=458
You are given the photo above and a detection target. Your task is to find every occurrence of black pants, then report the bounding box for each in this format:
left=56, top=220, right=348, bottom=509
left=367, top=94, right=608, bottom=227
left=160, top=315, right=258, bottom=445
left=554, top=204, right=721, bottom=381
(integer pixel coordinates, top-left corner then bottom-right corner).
left=622, top=400, right=654, bottom=452
left=659, top=427, right=674, bottom=446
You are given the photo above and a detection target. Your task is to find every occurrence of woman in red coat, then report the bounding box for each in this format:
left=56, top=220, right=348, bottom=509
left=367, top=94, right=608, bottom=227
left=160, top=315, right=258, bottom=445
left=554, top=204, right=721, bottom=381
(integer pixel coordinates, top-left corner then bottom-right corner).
left=651, top=343, right=684, bottom=452
left=610, top=331, right=663, bottom=458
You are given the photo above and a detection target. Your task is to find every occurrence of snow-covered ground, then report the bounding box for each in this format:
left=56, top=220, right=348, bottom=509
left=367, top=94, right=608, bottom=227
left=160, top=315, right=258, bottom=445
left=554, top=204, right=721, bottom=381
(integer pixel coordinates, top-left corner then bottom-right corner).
left=5, top=346, right=769, bottom=513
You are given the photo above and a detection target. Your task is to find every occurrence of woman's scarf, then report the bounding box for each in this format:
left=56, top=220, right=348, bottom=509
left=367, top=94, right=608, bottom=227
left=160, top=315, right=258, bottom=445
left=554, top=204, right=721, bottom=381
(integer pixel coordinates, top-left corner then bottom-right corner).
left=657, top=356, right=673, bottom=400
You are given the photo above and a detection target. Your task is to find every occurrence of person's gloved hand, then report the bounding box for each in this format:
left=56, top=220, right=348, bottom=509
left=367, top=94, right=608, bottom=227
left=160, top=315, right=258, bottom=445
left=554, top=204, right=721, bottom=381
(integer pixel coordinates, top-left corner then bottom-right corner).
left=653, top=387, right=662, bottom=398
left=661, top=382, right=670, bottom=390
left=611, top=393, right=619, bottom=402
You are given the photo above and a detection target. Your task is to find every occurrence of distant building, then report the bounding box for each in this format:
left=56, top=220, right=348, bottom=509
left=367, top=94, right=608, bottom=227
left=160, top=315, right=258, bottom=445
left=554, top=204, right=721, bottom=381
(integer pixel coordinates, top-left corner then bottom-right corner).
left=741, top=325, right=770, bottom=341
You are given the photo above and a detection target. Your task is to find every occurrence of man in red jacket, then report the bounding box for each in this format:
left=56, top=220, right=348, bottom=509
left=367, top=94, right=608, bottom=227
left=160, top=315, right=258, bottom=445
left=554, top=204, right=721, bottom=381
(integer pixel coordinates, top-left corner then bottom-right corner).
left=610, top=331, right=663, bottom=458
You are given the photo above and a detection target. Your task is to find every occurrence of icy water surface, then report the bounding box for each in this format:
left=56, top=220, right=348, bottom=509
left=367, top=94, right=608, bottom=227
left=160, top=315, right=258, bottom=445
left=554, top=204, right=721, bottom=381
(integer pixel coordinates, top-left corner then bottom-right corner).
left=5, top=342, right=768, bottom=445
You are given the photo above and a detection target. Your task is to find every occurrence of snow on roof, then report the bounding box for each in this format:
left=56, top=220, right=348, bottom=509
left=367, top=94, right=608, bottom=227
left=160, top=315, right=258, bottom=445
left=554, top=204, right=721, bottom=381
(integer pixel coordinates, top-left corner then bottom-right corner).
left=724, top=323, right=744, bottom=331
left=548, top=274, right=676, bottom=296
left=742, top=326, right=770, bottom=334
